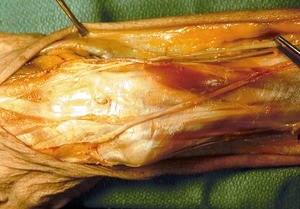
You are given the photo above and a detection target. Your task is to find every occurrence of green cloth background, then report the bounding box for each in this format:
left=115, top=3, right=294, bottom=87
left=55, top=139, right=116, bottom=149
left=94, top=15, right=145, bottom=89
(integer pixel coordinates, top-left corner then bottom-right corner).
left=0, top=1, right=299, bottom=208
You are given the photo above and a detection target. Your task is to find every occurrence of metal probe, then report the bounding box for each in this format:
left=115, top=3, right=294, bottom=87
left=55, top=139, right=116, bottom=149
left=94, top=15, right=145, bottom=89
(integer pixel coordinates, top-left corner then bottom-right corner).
left=56, top=0, right=89, bottom=36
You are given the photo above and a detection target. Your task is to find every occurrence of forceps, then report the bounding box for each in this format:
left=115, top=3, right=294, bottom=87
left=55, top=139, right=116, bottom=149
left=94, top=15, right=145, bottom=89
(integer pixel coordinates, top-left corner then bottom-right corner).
left=276, top=36, right=300, bottom=67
